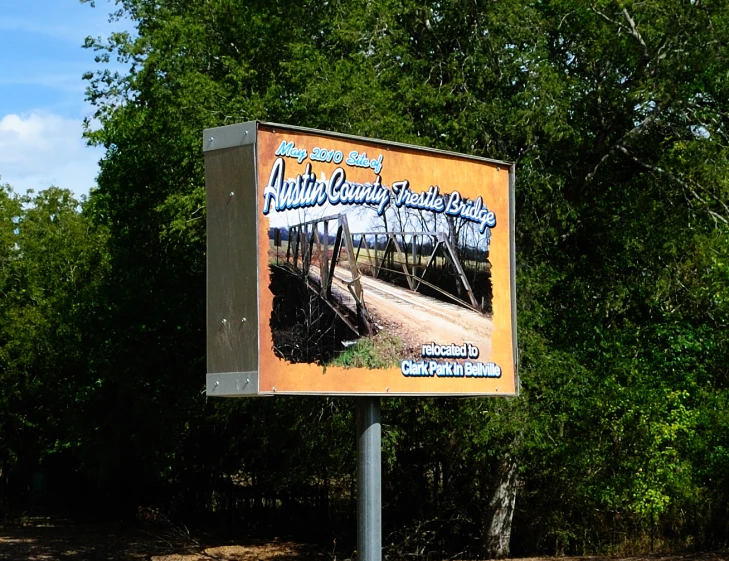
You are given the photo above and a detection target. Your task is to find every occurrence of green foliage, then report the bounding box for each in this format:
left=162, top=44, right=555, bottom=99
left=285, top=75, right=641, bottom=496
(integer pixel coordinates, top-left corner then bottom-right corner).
left=328, top=333, right=403, bottom=369
left=0, top=184, right=109, bottom=514
left=76, top=0, right=729, bottom=550
left=3, top=0, right=729, bottom=551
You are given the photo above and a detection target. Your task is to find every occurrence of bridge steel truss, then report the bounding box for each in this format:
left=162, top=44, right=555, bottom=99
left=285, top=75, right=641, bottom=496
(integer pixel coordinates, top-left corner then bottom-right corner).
left=281, top=214, right=485, bottom=337
left=284, top=214, right=373, bottom=336
left=352, top=230, right=482, bottom=313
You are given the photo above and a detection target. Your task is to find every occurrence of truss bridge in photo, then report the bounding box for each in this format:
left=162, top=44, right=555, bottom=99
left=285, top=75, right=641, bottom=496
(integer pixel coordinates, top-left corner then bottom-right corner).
left=271, top=213, right=490, bottom=339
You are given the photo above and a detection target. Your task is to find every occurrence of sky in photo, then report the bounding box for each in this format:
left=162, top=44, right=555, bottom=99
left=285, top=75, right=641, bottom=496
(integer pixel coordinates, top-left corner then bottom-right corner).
left=0, top=0, right=130, bottom=199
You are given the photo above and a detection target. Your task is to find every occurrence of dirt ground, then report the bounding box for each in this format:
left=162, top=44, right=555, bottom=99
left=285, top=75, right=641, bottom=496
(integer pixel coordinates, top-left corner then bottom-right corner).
left=330, top=269, right=494, bottom=361
left=0, top=518, right=326, bottom=561
left=1, top=519, right=727, bottom=561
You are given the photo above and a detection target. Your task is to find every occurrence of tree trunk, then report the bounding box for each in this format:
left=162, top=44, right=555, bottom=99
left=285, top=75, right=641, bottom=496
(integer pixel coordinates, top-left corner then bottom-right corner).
left=483, top=454, right=519, bottom=559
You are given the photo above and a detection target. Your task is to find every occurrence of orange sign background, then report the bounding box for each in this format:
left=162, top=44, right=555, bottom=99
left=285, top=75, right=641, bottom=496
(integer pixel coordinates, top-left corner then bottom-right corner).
left=256, top=125, right=516, bottom=395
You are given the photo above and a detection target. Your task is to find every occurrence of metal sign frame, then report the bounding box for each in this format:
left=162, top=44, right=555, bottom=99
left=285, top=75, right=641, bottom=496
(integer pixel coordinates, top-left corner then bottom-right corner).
left=204, top=121, right=517, bottom=397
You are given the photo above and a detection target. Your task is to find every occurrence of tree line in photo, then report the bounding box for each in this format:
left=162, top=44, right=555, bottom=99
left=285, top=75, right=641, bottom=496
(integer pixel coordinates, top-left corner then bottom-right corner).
left=2, top=0, right=729, bottom=556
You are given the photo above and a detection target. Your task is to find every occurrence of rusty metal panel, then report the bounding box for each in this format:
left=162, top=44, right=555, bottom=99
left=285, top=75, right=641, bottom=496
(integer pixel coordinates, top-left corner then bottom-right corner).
left=509, top=164, right=519, bottom=396
left=205, top=140, right=259, bottom=392
left=262, top=121, right=512, bottom=168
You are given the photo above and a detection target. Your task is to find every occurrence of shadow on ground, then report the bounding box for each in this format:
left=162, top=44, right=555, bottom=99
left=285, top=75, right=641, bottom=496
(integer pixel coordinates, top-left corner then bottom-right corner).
left=1, top=518, right=728, bottom=561
left=0, top=517, right=327, bottom=561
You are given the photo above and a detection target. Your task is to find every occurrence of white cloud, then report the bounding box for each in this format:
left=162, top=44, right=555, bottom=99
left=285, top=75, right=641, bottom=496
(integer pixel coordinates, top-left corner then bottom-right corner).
left=0, top=111, right=102, bottom=198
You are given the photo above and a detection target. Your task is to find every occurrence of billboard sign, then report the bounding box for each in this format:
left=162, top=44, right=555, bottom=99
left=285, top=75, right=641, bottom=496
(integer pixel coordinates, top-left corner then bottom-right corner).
left=204, top=122, right=517, bottom=396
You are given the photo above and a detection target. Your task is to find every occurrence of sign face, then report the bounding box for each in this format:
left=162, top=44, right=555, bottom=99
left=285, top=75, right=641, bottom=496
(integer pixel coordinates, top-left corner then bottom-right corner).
left=204, top=122, right=517, bottom=396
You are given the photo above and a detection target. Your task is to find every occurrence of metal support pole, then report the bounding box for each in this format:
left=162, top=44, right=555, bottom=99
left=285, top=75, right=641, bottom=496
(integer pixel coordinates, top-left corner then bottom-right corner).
left=357, top=397, right=381, bottom=561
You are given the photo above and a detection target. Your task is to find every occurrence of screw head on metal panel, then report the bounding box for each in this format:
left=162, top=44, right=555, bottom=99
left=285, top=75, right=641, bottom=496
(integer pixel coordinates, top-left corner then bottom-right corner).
left=214, top=380, right=219, bottom=387
left=208, top=136, right=214, bottom=143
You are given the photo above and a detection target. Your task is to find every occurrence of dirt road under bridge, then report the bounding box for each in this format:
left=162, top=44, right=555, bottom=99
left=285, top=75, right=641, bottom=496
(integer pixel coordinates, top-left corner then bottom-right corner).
left=331, top=270, right=494, bottom=360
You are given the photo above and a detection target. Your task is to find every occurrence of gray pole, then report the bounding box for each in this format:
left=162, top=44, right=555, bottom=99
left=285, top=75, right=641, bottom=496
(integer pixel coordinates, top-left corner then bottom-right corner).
left=357, top=397, right=382, bottom=561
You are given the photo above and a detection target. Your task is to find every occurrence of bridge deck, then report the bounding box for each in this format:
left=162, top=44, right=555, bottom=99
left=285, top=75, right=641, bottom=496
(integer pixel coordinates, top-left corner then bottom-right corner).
left=319, top=266, right=493, bottom=361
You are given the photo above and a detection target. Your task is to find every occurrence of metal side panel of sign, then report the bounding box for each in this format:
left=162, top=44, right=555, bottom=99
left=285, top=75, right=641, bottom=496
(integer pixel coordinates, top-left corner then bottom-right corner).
left=204, top=121, right=517, bottom=397
left=204, top=123, right=261, bottom=396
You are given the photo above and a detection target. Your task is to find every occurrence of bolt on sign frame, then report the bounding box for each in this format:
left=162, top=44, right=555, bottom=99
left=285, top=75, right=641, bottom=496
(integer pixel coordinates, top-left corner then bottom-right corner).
left=204, top=121, right=517, bottom=397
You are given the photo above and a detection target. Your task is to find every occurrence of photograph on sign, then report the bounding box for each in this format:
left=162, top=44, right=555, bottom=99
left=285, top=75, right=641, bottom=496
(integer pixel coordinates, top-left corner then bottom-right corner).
left=253, top=125, right=516, bottom=396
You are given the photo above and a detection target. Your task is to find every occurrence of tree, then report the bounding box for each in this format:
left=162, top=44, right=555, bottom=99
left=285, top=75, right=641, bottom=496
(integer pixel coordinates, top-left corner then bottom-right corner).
left=0, top=184, right=109, bottom=515
left=78, top=0, right=729, bottom=553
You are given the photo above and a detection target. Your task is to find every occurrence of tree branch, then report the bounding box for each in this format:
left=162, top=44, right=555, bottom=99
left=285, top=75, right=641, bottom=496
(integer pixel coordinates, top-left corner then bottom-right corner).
left=622, top=8, right=650, bottom=59
left=616, top=145, right=729, bottom=225
left=615, top=145, right=690, bottom=190
left=585, top=114, right=656, bottom=181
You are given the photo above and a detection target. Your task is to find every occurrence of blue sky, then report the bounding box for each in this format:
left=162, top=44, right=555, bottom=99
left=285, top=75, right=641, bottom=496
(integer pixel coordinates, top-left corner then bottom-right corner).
left=0, top=0, right=131, bottom=198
